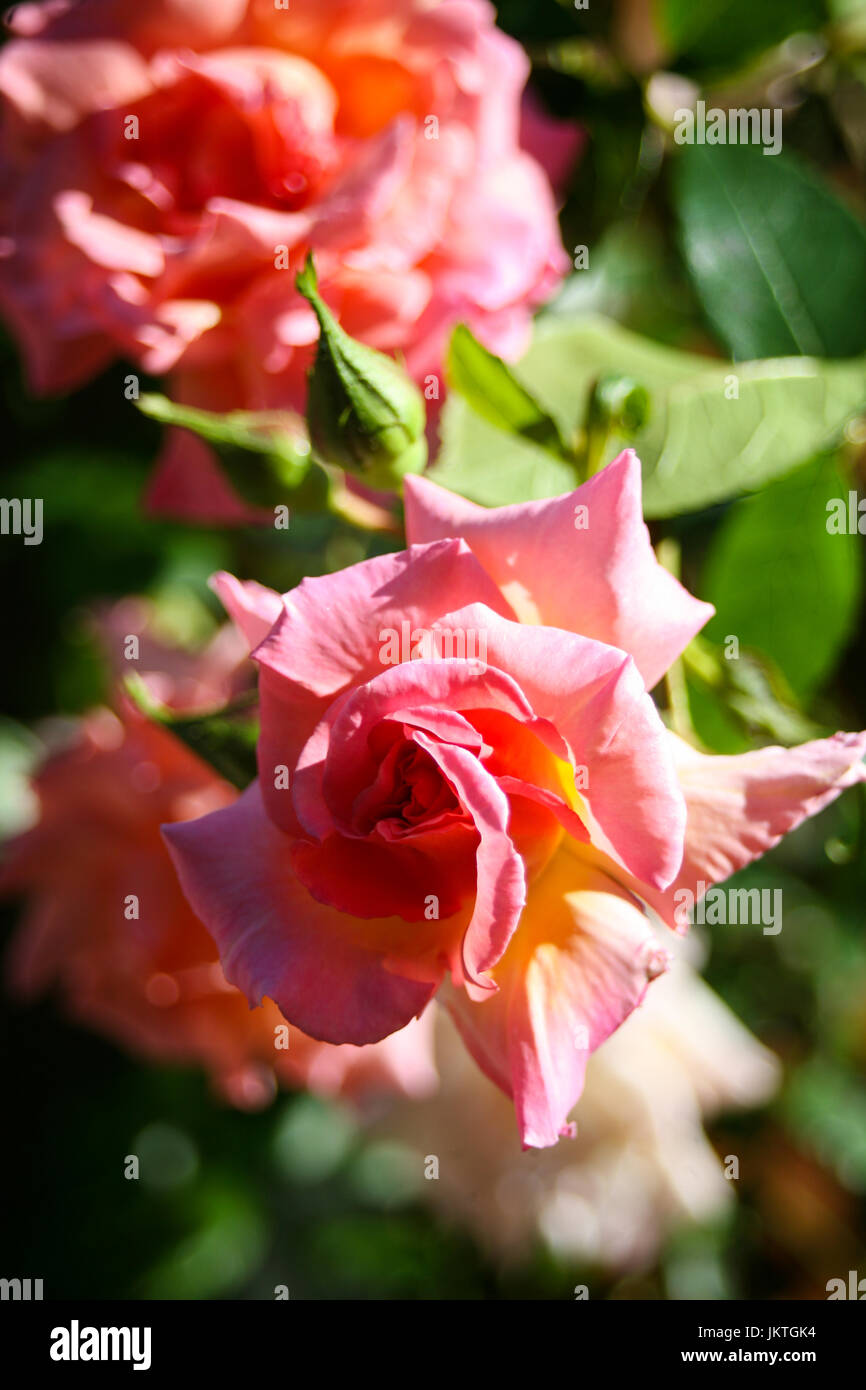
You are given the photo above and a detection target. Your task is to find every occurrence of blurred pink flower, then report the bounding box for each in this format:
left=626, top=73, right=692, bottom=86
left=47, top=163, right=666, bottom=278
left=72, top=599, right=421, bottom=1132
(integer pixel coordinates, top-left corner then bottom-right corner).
left=0, top=0, right=578, bottom=518
left=164, top=452, right=866, bottom=1146
left=0, top=604, right=436, bottom=1109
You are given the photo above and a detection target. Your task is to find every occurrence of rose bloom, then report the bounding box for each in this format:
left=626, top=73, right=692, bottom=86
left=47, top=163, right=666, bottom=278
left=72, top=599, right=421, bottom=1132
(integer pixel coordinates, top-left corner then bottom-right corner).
left=373, top=943, right=780, bottom=1268
left=0, top=0, right=576, bottom=519
left=165, top=451, right=866, bottom=1147
left=1, top=612, right=436, bottom=1109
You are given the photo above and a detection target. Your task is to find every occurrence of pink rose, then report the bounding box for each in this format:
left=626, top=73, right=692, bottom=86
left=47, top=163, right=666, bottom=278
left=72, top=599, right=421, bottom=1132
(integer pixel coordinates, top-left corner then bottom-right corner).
left=0, top=0, right=577, bottom=518
left=1, top=607, right=436, bottom=1109
left=164, top=451, right=866, bottom=1146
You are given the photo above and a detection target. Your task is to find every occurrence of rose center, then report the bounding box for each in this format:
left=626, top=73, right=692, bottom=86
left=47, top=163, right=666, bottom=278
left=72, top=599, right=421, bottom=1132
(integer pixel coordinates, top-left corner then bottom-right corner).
left=351, top=740, right=460, bottom=838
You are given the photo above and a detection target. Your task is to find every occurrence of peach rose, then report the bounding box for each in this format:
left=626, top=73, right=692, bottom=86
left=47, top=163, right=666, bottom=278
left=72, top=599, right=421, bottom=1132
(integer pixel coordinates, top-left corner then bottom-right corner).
left=164, top=453, right=866, bottom=1146
left=0, top=0, right=577, bottom=517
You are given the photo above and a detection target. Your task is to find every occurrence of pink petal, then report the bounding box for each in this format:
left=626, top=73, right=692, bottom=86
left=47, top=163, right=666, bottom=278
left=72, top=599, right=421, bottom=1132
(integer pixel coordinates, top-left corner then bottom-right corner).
left=358, top=1011, right=439, bottom=1100
left=6, top=0, right=248, bottom=50
left=285, top=661, right=534, bottom=962
left=405, top=452, right=714, bottom=690
left=0, top=37, right=152, bottom=132
left=307, top=1011, right=439, bottom=1102
left=290, top=819, right=476, bottom=925
left=255, top=538, right=515, bottom=698
left=412, top=729, right=525, bottom=987
left=447, top=842, right=670, bottom=1148
left=209, top=571, right=283, bottom=652
left=430, top=602, right=686, bottom=890
left=53, top=190, right=165, bottom=276
left=163, top=780, right=436, bottom=1046
left=137, top=0, right=249, bottom=46
left=643, top=731, right=866, bottom=929
left=307, top=656, right=538, bottom=840
left=434, top=154, right=569, bottom=311
left=252, top=539, right=515, bottom=833
left=308, top=116, right=416, bottom=249
left=169, top=47, right=336, bottom=131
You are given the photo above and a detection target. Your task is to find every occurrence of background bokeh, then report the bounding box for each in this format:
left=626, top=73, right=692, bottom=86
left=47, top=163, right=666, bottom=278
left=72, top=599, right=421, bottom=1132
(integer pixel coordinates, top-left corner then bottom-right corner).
left=2, top=0, right=866, bottom=1299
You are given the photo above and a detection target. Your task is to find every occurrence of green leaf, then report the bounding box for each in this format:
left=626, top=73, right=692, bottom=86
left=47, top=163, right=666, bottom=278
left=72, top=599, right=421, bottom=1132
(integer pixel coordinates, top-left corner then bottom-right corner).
left=701, top=455, right=862, bottom=697
left=683, top=639, right=820, bottom=752
left=674, top=143, right=866, bottom=360
left=684, top=674, right=754, bottom=754
left=656, top=0, right=827, bottom=70
left=125, top=675, right=258, bottom=789
left=783, top=1055, right=866, bottom=1192
left=138, top=394, right=307, bottom=466
left=141, top=1178, right=265, bottom=1300
left=445, top=324, right=572, bottom=461
left=644, top=355, right=866, bottom=515
left=432, top=315, right=866, bottom=517
left=546, top=221, right=702, bottom=344
left=137, top=394, right=313, bottom=506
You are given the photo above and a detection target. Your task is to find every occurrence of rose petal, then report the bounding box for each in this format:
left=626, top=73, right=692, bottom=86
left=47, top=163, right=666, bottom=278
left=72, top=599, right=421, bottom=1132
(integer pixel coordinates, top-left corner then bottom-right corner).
left=404, top=451, right=714, bottom=690
left=638, top=730, right=866, bottom=929
left=253, top=539, right=515, bottom=834
left=209, top=570, right=283, bottom=652
left=428, top=602, right=686, bottom=890
left=446, top=840, right=670, bottom=1148
left=163, top=779, right=437, bottom=1045
left=0, top=37, right=152, bottom=131
left=412, top=728, right=526, bottom=987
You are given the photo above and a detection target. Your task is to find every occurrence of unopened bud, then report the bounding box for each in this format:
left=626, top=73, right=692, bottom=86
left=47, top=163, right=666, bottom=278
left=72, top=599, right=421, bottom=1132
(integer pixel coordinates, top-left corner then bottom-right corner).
left=587, top=374, right=650, bottom=436
left=295, top=253, right=427, bottom=489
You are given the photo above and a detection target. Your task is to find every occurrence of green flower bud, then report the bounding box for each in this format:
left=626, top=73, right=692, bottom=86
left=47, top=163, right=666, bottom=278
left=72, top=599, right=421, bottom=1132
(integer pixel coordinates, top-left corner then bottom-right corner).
left=587, top=373, right=651, bottom=437
left=295, top=252, right=427, bottom=490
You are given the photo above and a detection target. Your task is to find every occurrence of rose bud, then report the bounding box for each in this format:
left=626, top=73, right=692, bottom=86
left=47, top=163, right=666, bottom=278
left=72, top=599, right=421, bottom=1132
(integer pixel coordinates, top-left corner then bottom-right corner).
left=295, top=253, right=427, bottom=490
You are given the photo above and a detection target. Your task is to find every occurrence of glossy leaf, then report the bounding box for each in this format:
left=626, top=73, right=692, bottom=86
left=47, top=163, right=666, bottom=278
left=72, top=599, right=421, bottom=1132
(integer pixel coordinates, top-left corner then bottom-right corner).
left=701, top=455, right=862, bottom=697
left=658, top=0, right=826, bottom=70
left=445, top=323, right=571, bottom=461
left=432, top=316, right=866, bottom=516
left=674, top=143, right=866, bottom=360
